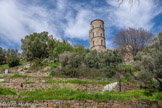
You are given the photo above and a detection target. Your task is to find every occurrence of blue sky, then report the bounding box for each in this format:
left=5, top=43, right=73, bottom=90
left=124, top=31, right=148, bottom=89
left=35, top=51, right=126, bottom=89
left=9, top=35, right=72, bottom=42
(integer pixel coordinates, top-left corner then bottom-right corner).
left=0, top=0, right=162, bottom=50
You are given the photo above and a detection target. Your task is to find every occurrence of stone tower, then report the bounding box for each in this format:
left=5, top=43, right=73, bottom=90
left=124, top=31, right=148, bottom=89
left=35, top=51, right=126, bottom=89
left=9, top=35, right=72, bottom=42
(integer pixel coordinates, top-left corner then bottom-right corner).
left=89, top=19, right=106, bottom=51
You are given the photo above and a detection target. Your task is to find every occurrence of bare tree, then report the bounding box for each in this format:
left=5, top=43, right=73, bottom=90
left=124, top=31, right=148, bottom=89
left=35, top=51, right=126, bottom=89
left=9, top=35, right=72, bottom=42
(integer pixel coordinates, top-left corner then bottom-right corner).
left=113, top=28, right=153, bottom=57
left=118, top=0, right=140, bottom=6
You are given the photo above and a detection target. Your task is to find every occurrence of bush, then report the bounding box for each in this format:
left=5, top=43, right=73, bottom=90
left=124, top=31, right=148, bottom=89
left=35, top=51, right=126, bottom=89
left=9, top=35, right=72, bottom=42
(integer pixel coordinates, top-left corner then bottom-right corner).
left=119, top=64, right=135, bottom=74
left=50, top=66, right=107, bottom=79
left=59, top=52, right=82, bottom=68
left=6, top=56, right=20, bottom=67
left=62, top=68, right=78, bottom=78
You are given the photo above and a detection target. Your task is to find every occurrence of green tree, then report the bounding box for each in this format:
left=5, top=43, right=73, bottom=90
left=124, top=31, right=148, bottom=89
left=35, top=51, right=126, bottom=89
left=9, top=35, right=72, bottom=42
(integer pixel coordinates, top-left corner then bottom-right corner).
left=5, top=48, right=19, bottom=67
left=21, top=32, right=49, bottom=61
left=73, top=44, right=85, bottom=53
left=59, top=52, right=82, bottom=68
left=84, top=50, right=100, bottom=68
left=135, top=32, right=162, bottom=90
left=0, top=47, right=6, bottom=65
left=6, top=56, right=19, bottom=67
left=49, top=40, right=73, bottom=62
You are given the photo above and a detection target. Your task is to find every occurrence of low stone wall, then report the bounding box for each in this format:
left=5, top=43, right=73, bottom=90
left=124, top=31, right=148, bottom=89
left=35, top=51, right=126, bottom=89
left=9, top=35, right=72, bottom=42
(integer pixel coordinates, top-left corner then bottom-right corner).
left=0, top=82, right=104, bottom=93
left=0, top=100, right=161, bottom=108
left=113, top=83, right=140, bottom=92
left=4, top=78, right=49, bottom=83
left=0, top=96, right=20, bottom=101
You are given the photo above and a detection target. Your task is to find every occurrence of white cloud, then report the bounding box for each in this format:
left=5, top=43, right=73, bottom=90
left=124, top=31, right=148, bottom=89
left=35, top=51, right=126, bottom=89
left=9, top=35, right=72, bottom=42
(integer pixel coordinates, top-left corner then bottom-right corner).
left=65, top=10, right=94, bottom=40
left=0, top=0, right=96, bottom=49
left=106, top=40, right=114, bottom=49
left=0, top=0, right=60, bottom=48
left=0, top=0, right=161, bottom=50
left=106, top=0, right=162, bottom=30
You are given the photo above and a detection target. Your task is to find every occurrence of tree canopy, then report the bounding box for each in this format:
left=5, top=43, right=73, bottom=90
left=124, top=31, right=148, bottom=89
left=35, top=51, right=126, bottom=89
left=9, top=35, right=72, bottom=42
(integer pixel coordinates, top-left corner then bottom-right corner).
left=21, top=32, right=49, bottom=61
left=135, top=32, right=162, bottom=90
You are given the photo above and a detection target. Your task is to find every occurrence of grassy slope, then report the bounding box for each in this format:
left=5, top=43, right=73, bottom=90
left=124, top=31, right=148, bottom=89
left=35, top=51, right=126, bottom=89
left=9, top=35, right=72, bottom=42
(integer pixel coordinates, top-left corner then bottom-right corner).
left=12, top=89, right=162, bottom=101
left=45, top=79, right=111, bottom=85
left=0, top=88, right=16, bottom=95
left=0, top=61, right=27, bottom=70
left=0, top=64, right=8, bottom=70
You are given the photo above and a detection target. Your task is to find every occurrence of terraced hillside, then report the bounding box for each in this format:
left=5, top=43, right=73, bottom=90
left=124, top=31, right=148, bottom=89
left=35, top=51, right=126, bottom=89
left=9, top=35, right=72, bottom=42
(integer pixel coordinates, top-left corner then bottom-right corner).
left=0, top=64, right=162, bottom=107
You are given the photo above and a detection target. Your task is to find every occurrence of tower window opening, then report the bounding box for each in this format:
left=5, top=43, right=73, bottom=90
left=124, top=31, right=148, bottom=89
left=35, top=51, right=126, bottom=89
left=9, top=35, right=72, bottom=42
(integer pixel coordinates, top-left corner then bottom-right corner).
left=93, top=32, right=94, bottom=37
left=93, top=41, right=94, bottom=47
left=100, top=25, right=101, bottom=27
left=101, top=40, right=103, bottom=45
left=100, top=33, right=102, bottom=37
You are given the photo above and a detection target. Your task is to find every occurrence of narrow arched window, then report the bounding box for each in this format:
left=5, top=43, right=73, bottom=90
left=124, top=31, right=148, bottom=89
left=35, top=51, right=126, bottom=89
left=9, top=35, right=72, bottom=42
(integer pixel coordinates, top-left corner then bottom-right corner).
left=101, top=40, right=103, bottom=45
left=93, top=32, right=94, bottom=37
left=93, top=41, right=94, bottom=47
left=100, top=33, right=102, bottom=37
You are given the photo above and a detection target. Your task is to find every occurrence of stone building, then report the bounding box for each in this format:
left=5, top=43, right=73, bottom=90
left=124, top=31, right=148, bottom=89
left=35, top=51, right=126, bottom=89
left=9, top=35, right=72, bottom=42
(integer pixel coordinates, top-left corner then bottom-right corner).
left=48, top=35, right=58, bottom=42
left=89, top=19, right=106, bottom=51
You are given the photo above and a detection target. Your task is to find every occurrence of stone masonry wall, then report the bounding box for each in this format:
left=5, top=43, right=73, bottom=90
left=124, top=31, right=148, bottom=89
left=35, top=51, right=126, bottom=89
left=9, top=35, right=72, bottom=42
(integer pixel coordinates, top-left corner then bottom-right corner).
left=0, top=100, right=161, bottom=108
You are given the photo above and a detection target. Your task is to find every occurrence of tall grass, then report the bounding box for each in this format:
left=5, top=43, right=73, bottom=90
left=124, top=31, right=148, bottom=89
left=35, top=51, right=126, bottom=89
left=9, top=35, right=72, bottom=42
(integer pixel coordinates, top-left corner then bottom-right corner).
left=45, top=79, right=110, bottom=85
left=0, top=88, right=16, bottom=95
left=13, top=89, right=162, bottom=101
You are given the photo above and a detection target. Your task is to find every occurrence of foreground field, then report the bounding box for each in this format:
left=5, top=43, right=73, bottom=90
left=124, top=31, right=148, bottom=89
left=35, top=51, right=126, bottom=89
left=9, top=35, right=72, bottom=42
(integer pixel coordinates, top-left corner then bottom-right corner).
left=0, top=64, right=162, bottom=107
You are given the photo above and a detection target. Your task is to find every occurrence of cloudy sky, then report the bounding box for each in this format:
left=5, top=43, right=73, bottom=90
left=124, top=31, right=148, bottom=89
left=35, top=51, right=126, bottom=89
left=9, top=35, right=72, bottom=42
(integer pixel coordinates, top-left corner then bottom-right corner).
left=0, top=0, right=162, bottom=50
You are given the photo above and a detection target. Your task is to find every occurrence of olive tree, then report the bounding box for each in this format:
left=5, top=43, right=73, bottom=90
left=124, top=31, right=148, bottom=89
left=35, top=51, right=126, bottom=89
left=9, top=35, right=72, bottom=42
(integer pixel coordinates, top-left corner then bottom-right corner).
left=21, top=32, right=49, bottom=61
left=135, top=32, right=162, bottom=90
left=0, top=47, right=6, bottom=65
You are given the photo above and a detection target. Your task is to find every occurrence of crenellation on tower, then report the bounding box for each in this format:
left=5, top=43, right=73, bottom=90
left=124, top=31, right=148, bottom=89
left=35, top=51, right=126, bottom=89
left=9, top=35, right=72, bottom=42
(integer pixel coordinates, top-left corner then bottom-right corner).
left=89, top=19, right=106, bottom=51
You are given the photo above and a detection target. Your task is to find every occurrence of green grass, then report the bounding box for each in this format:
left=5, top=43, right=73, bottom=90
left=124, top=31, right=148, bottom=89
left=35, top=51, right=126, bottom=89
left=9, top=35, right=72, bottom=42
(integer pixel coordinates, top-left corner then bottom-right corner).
left=12, top=89, right=162, bottom=101
left=0, top=88, right=16, bottom=95
left=48, top=62, right=60, bottom=68
left=9, top=74, right=36, bottom=78
left=0, top=61, right=27, bottom=70
left=0, top=64, right=8, bottom=69
left=23, top=81, right=34, bottom=84
left=45, top=79, right=110, bottom=85
left=40, top=76, right=53, bottom=79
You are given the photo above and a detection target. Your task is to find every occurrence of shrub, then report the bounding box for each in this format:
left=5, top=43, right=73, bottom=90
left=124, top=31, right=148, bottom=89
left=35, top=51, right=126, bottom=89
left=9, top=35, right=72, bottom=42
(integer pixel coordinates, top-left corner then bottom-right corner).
left=62, top=68, right=78, bottom=78
left=58, top=50, right=123, bottom=79
left=119, top=64, right=135, bottom=74
left=50, top=66, right=107, bottom=79
left=6, top=56, right=20, bottom=67
left=30, top=58, right=44, bottom=70
left=59, top=52, right=82, bottom=68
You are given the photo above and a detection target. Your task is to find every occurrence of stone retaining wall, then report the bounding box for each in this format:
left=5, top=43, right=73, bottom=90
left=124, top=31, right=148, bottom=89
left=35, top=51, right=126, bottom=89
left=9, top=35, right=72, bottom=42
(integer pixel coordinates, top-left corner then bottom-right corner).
left=0, top=82, right=104, bottom=93
left=0, top=100, right=161, bottom=108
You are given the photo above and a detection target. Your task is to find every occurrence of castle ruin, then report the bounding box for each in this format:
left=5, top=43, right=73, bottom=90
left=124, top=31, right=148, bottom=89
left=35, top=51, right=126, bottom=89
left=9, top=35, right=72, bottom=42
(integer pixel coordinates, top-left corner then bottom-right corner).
left=89, top=19, right=106, bottom=51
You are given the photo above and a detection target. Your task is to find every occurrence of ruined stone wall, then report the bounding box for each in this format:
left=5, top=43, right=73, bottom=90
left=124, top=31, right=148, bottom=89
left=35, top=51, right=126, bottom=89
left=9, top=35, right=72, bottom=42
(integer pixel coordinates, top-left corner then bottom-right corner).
left=0, top=100, right=161, bottom=107
left=89, top=19, right=106, bottom=51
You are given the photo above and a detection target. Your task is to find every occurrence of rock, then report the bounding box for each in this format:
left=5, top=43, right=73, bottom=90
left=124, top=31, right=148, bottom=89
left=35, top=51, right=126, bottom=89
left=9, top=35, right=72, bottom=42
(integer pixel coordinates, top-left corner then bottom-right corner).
left=0, top=79, right=4, bottom=82
left=102, top=82, right=118, bottom=92
left=25, top=64, right=30, bottom=68
left=5, top=69, right=9, bottom=74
